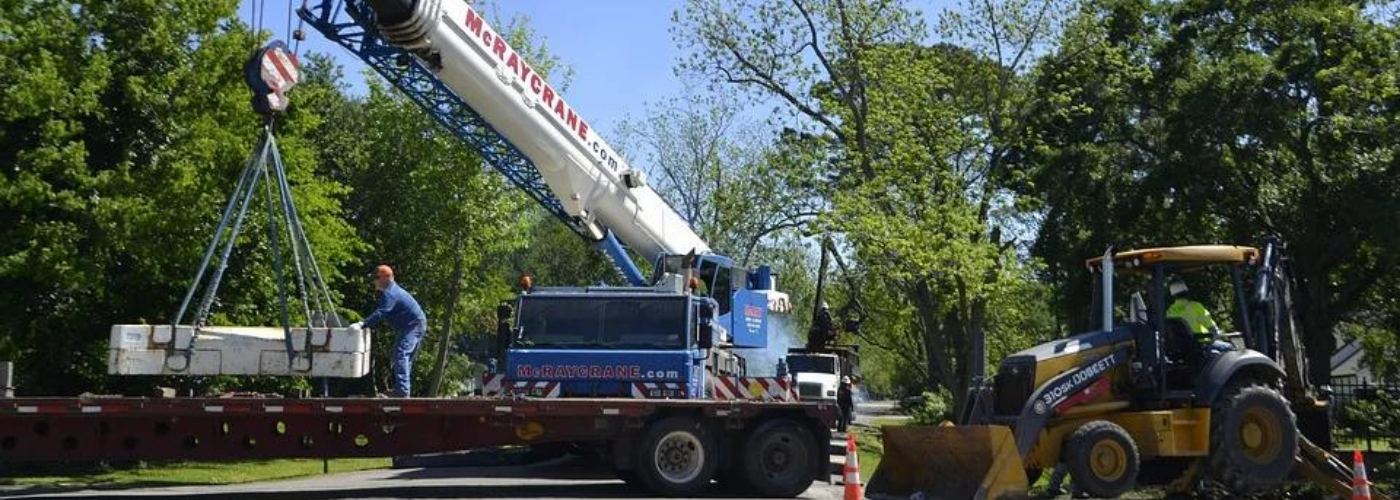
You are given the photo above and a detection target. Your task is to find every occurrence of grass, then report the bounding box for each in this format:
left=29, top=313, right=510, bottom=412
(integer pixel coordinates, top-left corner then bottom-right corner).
left=1336, top=438, right=1397, bottom=452
left=2, top=458, right=391, bottom=488
left=849, top=417, right=905, bottom=483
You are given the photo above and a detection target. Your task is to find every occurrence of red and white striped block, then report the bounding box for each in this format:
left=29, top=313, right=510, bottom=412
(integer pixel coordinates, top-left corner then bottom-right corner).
left=510, top=380, right=560, bottom=398
left=630, top=382, right=685, bottom=399
left=710, top=375, right=795, bottom=402
left=479, top=373, right=505, bottom=397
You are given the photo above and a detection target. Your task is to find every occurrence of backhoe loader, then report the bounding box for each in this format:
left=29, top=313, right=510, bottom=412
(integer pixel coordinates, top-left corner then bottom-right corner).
left=868, top=240, right=1381, bottom=499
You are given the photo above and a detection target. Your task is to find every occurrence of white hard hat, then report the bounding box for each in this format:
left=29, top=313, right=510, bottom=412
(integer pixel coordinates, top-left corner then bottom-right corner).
left=841, top=376, right=851, bottom=383
left=1169, top=279, right=1188, bottom=296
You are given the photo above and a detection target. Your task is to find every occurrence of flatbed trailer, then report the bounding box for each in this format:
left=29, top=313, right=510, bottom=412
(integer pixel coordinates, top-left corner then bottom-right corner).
left=0, top=396, right=837, bottom=497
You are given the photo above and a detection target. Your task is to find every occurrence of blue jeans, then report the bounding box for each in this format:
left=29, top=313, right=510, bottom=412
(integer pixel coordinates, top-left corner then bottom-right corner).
left=391, top=322, right=426, bottom=397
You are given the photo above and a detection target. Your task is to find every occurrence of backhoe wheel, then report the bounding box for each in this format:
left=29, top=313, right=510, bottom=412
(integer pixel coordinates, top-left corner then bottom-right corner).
left=1065, top=420, right=1140, bottom=498
left=1208, top=380, right=1298, bottom=494
left=742, top=419, right=820, bottom=497
left=633, top=416, right=717, bottom=496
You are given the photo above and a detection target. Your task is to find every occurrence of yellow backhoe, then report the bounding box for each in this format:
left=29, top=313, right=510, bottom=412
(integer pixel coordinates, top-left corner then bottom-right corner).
left=868, top=240, right=1386, bottom=499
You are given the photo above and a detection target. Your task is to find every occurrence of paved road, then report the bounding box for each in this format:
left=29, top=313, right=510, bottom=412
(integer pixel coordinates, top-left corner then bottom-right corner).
left=853, top=399, right=908, bottom=426
left=5, top=403, right=910, bottom=500
left=4, top=456, right=846, bottom=499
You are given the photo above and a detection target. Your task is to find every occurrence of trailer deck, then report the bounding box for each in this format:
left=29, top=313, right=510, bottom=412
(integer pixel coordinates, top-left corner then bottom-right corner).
left=0, top=396, right=836, bottom=462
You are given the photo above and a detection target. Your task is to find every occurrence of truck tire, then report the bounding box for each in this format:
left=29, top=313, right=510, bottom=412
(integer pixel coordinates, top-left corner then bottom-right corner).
left=742, top=419, right=819, bottom=497
left=1065, top=420, right=1139, bottom=498
left=1208, top=380, right=1297, bottom=494
left=715, top=465, right=752, bottom=492
left=633, top=416, right=717, bottom=496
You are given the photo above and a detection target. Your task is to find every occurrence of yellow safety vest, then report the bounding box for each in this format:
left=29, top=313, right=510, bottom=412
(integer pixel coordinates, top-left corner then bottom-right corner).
left=1167, top=298, right=1218, bottom=343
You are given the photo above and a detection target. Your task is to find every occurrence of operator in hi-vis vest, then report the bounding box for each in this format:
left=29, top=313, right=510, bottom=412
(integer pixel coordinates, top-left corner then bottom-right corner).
left=1166, top=278, right=1234, bottom=353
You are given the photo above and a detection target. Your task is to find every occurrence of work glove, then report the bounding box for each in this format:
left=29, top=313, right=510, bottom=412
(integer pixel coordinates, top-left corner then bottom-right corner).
left=349, top=322, right=364, bottom=330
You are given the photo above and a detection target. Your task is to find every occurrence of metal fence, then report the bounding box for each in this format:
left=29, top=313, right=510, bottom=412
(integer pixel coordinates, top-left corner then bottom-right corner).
left=1331, top=375, right=1400, bottom=452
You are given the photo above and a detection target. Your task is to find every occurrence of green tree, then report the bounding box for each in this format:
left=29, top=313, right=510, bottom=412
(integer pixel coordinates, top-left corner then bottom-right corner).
left=0, top=1, right=358, bottom=395
left=316, top=77, right=524, bottom=396
left=677, top=0, right=1061, bottom=407
left=1020, top=0, right=1400, bottom=385
left=615, top=91, right=821, bottom=265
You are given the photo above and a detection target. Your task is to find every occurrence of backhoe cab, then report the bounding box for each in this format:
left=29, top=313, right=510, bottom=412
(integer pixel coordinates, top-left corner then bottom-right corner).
left=869, top=241, right=1368, bottom=500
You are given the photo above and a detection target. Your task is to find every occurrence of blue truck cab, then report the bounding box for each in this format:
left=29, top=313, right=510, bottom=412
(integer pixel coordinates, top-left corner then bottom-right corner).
left=504, top=255, right=782, bottom=399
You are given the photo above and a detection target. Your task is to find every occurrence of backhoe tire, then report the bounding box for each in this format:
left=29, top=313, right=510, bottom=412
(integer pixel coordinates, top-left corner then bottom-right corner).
left=1208, top=380, right=1298, bottom=495
left=633, top=416, right=718, bottom=496
left=1065, top=420, right=1140, bottom=498
left=741, top=419, right=820, bottom=497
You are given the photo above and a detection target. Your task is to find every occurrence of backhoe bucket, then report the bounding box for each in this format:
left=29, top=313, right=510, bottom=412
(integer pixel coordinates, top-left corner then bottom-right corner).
left=866, top=425, right=1028, bottom=500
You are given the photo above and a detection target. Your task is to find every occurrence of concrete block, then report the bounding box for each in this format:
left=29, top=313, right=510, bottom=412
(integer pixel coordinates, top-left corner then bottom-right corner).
left=108, top=325, right=370, bottom=378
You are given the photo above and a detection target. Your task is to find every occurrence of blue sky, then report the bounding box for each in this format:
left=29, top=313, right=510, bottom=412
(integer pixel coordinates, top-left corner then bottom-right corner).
left=240, top=0, right=955, bottom=136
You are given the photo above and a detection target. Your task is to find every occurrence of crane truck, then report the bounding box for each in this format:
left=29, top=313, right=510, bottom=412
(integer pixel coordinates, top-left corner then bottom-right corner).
left=359, top=0, right=795, bottom=402
left=1, top=0, right=835, bottom=497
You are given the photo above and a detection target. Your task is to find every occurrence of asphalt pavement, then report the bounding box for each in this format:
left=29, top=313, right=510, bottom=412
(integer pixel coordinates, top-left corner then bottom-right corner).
left=0, top=403, right=908, bottom=500
left=2, top=455, right=846, bottom=499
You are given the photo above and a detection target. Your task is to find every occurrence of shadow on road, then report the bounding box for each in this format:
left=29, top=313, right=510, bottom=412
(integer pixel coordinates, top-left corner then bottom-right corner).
left=4, top=455, right=837, bottom=499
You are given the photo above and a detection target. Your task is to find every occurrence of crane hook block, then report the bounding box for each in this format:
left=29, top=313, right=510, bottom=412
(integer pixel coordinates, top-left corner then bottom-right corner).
left=244, top=40, right=301, bottom=115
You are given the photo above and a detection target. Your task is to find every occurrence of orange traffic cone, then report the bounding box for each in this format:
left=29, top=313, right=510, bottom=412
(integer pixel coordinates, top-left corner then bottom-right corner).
left=1354, top=450, right=1373, bottom=500
left=844, top=433, right=863, bottom=500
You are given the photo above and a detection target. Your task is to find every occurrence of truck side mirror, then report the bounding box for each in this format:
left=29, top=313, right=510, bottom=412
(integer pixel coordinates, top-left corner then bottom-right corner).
left=697, top=303, right=715, bottom=349
left=698, top=320, right=713, bottom=349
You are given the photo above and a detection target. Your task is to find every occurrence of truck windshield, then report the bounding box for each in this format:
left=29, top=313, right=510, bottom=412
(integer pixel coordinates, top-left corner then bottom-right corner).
left=516, top=296, right=689, bottom=349
left=788, top=356, right=837, bottom=373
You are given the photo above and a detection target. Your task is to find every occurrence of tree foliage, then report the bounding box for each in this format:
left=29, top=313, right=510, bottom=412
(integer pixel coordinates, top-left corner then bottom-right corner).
left=677, top=0, right=1059, bottom=407
left=1019, top=0, right=1400, bottom=385
left=615, top=91, right=820, bottom=265
left=0, top=0, right=360, bottom=394
left=2, top=0, right=1397, bottom=405
left=0, top=0, right=598, bottom=397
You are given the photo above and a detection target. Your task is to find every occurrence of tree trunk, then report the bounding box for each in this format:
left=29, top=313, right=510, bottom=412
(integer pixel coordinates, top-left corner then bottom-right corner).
left=911, top=280, right=966, bottom=411
left=428, top=247, right=466, bottom=397
left=1296, top=271, right=1337, bottom=388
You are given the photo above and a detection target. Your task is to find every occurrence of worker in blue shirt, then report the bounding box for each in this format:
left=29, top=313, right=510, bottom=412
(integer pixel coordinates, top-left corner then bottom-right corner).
left=350, top=265, right=427, bottom=397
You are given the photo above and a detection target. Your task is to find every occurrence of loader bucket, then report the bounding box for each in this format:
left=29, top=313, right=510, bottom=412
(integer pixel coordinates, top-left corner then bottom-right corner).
left=866, top=425, right=1028, bottom=500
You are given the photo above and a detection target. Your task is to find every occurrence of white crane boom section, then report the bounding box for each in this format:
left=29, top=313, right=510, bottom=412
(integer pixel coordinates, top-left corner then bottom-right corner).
left=374, top=0, right=710, bottom=260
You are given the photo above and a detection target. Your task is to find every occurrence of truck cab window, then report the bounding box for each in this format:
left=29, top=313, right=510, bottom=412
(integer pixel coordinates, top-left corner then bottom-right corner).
left=517, top=296, right=688, bottom=349
left=713, top=266, right=733, bottom=315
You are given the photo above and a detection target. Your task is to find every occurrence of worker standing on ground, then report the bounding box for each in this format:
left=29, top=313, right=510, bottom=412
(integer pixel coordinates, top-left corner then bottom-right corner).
left=1165, top=278, right=1233, bottom=353
left=350, top=265, right=427, bottom=397
left=837, top=376, right=855, bottom=432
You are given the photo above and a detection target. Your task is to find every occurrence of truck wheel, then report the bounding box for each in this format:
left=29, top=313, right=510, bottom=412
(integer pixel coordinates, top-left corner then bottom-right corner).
left=633, top=416, right=717, bottom=496
left=1065, top=420, right=1139, bottom=498
left=1208, top=380, right=1297, bottom=494
left=715, top=466, right=752, bottom=491
left=742, top=419, right=819, bottom=497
